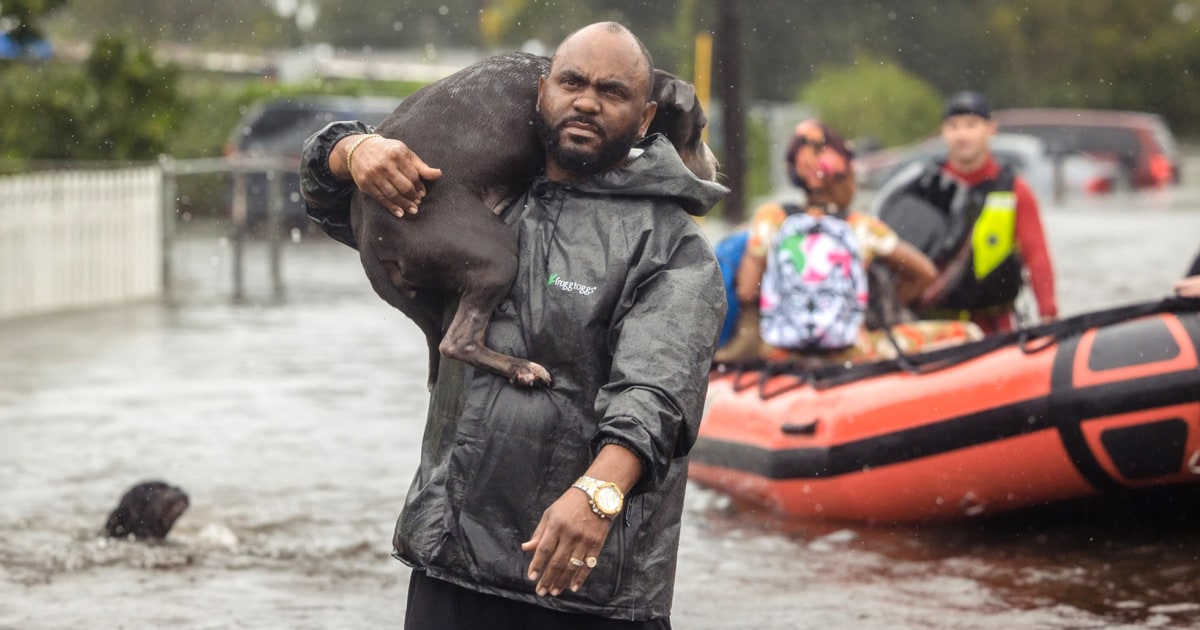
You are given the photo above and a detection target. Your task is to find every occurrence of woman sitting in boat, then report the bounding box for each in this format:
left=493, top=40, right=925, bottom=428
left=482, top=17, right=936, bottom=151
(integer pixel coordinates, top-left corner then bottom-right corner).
left=715, top=119, right=981, bottom=365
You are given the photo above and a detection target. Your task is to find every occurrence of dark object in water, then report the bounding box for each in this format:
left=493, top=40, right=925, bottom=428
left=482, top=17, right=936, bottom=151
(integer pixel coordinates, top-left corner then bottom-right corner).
left=104, top=480, right=190, bottom=540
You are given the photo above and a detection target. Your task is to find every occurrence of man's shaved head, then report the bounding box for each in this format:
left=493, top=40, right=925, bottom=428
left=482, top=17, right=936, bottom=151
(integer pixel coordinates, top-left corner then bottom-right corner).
left=552, top=22, right=655, bottom=100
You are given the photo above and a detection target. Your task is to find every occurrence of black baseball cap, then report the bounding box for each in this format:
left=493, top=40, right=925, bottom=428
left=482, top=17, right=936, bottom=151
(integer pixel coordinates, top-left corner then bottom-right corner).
left=942, top=91, right=991, bottom=120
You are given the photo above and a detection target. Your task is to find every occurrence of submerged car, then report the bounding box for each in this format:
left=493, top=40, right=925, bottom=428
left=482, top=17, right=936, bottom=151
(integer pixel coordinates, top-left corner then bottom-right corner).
left=224, top=95, right=398, bottom=231
left=993, top=108, right=1180, bottom=188
left=855, top=132, right=1120, bottom=199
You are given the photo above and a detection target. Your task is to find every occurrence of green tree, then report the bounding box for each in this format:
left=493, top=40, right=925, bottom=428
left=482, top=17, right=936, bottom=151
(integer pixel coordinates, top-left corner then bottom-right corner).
left=81, top=34, right=183, bottom=159
left=0, top=34, right=181, bottom=162
left=800, top=58, right=942, bottom=147
left=0, top=62, right=81, bottom=163
left=985, top=0, right=1200, bottom=132
left=24, top=0, right=1200, bottom=149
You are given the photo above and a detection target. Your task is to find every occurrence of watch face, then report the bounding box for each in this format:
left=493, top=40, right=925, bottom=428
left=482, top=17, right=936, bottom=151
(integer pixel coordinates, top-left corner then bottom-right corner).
left=595, top=485, right=622, bottom=515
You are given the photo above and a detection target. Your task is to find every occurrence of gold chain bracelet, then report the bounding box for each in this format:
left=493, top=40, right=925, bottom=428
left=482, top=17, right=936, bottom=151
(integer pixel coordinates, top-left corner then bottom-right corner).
left=345, top=133, right=383, bottom=175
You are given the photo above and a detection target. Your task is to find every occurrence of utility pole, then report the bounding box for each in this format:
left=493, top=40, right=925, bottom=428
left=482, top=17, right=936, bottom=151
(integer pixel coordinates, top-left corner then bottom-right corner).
left=714, top=0, right=746, bottom=223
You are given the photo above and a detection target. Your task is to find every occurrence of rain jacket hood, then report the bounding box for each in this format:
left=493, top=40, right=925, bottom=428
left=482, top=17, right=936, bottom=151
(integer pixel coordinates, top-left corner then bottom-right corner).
left=567, top=134, right=729, bottom=217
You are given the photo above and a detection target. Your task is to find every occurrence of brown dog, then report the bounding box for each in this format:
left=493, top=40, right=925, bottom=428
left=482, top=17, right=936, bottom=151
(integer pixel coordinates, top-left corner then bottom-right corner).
left=351, top=52, right=717, bottom=389
left=104, top=480, right=190, bottom=540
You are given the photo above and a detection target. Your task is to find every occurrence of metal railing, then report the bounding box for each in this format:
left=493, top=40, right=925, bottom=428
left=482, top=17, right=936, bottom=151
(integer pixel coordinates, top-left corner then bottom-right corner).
left=159, top=155, right=295, bottom=302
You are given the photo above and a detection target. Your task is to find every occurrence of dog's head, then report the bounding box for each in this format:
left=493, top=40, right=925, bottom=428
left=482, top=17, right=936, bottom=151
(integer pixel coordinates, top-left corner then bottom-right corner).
left=648, top=70, right=719, bottom=182
left=104, top=480, right=190, bottom=540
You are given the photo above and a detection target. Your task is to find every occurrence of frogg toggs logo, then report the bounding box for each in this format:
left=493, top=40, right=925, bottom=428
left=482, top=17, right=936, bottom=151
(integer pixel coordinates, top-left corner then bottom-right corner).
left=547, top=273, right=597, bottom=296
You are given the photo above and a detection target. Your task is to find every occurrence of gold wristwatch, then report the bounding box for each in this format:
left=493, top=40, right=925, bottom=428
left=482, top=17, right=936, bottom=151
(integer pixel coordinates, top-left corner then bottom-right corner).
left=572, top=475, right=624, bottom=519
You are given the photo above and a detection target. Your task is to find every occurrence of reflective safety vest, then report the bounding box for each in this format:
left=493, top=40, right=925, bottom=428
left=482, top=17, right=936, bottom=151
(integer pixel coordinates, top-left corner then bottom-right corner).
left=972, top=190, right=1016, bottom=281
left=880, top=161, right=1023, bottom=311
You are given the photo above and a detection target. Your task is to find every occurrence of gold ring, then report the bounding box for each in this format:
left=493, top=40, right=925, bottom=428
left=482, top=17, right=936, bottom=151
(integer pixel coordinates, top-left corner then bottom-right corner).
left=569, top=557, right=584, bottom=567
left=585, top=556, right=598, bottom=568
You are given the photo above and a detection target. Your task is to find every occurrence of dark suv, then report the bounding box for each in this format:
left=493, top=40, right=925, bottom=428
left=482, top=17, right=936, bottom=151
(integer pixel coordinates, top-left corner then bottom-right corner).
left=993, top=108, right=1180, bottom=189
left=224, top=95, right=398, bottom=231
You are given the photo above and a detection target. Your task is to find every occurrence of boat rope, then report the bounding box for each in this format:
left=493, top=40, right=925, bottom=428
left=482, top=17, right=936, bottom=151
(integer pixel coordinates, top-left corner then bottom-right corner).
left=711, top=296, right=1200, bottom=401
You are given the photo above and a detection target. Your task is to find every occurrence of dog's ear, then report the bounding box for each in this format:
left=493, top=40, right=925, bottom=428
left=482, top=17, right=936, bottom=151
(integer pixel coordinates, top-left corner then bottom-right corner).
left=652, top=71, right=698, bottom=115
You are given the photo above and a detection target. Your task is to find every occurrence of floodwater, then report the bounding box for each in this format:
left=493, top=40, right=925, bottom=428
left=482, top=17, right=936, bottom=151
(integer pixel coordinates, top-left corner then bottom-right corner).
left=3, top=154, right=1200, bottom=629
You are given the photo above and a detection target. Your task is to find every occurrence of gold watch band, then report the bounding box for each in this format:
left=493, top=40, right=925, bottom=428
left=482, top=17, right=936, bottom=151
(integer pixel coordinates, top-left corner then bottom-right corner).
left=573, top=475, right=601, bottom=493
left=572, top=475, right=623, bottom=519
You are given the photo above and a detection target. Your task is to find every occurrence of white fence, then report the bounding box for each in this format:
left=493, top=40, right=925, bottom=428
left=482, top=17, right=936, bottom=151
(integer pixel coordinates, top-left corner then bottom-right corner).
left=0, top=168, right=163, bottom=320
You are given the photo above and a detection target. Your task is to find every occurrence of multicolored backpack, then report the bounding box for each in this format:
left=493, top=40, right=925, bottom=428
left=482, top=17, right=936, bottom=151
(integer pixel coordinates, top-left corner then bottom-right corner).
left=760, top=205, right=867, bottom=351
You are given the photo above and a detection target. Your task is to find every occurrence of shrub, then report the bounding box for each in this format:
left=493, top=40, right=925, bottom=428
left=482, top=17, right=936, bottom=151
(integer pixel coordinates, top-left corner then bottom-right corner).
left=0, top=34, right=181, bottom=164
left=800, top=58, right=942, bottom=148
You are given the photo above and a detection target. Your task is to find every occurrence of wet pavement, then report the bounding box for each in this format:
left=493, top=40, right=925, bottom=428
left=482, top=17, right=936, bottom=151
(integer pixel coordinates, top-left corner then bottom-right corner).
left=3, top=166, right=1200, bottom=628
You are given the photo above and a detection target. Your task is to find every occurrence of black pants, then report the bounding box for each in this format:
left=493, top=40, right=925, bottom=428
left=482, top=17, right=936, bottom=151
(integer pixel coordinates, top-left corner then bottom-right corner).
left=404, top=570, right=672, bottom=630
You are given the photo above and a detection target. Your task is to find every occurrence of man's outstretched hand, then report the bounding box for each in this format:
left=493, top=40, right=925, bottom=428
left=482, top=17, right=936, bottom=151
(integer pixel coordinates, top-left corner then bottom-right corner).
left=521, top=489, right=611, bottom=597
left=330, top=134, right=442, bottom=218
left=521, top=444, right=642, bottom=598
left=1174, top=275, right=1200, bottom=299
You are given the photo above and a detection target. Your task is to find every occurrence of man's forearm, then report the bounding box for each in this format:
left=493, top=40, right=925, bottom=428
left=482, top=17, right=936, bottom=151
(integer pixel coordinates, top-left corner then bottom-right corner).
left=584, top=444, right=643, bottom=496
left=301, top=120, right=373, bottom=199
left=299, top=121, right=373, bottom=249
left=329, top=133, right=376, bottom=181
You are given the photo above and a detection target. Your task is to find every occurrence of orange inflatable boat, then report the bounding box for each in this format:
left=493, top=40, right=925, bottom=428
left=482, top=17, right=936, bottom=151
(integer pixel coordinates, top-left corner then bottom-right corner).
left=690, top=299, right=1200, bottom=523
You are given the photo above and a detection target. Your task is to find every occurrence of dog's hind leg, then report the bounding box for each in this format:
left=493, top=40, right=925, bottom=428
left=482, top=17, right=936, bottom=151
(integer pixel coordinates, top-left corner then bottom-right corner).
left=438, top=255, right=551, bottom=388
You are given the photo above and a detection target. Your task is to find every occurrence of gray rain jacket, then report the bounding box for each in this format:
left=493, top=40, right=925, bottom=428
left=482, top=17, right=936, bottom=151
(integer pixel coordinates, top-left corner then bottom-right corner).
left=302, top=125, right=728, bottom=621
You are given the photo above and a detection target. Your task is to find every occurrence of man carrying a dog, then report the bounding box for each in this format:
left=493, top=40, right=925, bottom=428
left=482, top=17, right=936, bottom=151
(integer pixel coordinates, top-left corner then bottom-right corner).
left=301, top=22, right=727, bottom=630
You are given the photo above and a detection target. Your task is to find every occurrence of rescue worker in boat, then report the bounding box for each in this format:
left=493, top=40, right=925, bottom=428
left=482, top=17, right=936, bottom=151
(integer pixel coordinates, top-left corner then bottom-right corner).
left=871, top=91, right=1058, bottom=334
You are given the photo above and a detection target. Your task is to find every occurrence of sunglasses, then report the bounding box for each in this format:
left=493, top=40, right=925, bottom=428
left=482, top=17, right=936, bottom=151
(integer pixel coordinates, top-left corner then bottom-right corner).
left=794, top=136, right=827, bottom=152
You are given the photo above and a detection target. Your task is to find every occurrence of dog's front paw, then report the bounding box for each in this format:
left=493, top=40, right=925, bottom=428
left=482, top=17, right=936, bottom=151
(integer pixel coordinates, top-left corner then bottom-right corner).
left=510, top=362, right=552, bottom=388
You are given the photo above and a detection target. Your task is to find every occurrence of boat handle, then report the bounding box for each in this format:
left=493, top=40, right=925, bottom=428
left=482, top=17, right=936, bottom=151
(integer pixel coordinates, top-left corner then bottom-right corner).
left=781, top=419, right=819, bottom=435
